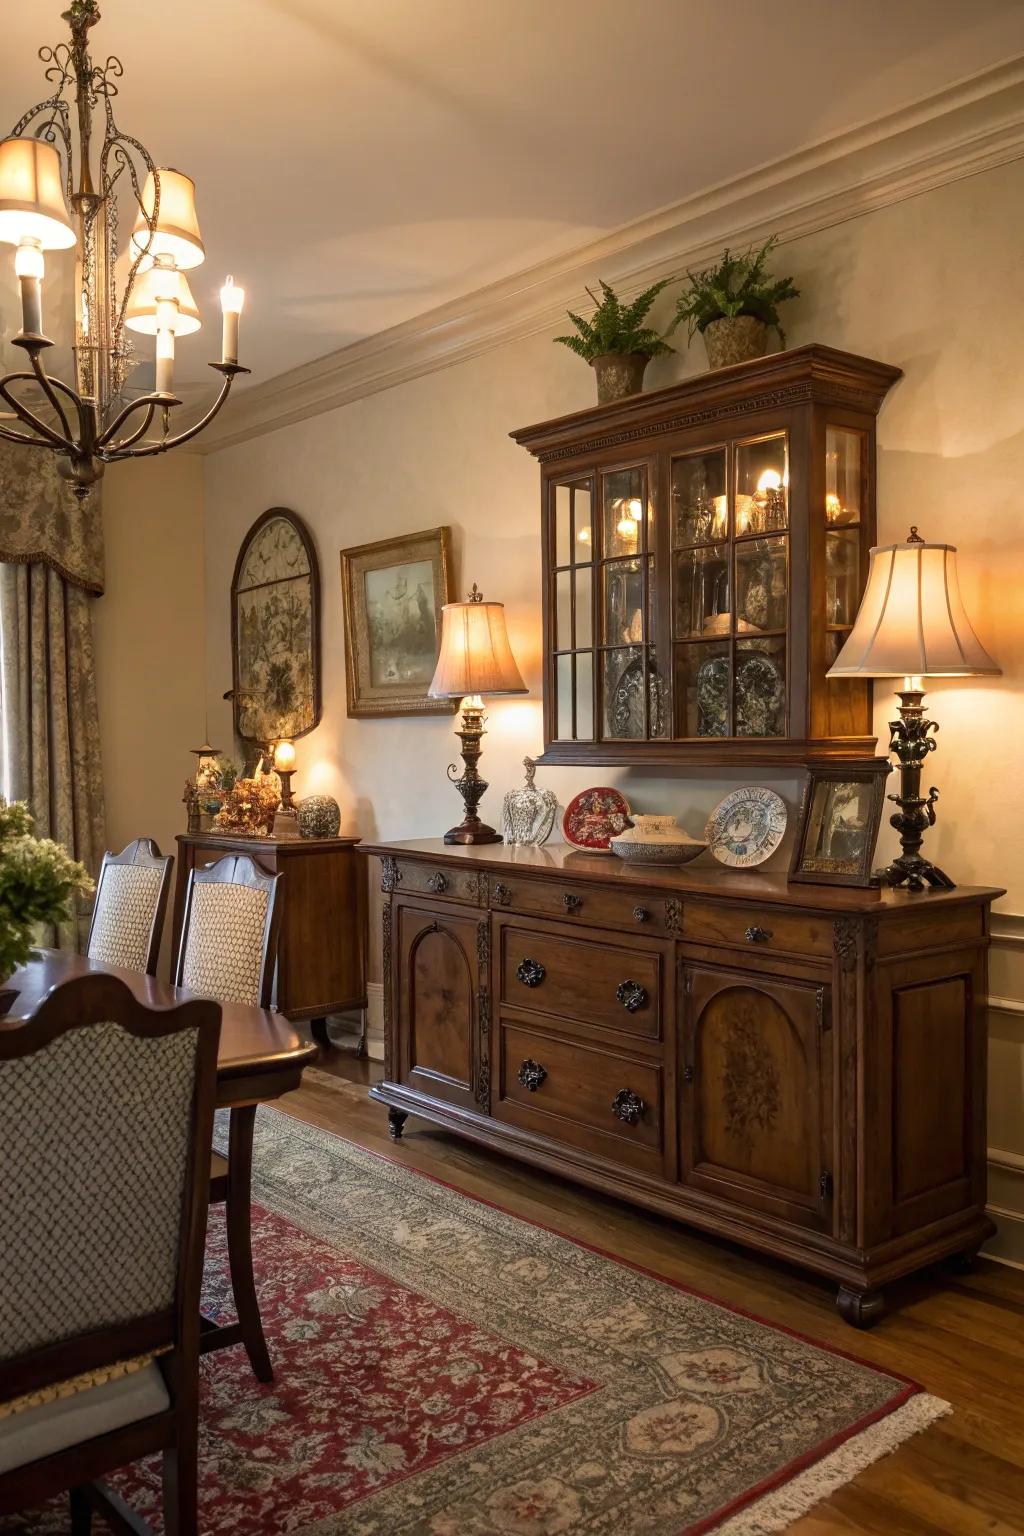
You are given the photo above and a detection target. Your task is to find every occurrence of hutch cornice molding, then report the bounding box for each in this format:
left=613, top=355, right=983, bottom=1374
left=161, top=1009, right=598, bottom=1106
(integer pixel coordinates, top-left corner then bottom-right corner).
left=197, top=59, right=1024, bottom=453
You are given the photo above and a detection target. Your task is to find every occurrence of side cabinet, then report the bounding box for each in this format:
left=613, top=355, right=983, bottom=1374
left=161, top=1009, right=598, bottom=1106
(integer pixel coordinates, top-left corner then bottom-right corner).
left=681, top=965, right=834, bottom=1232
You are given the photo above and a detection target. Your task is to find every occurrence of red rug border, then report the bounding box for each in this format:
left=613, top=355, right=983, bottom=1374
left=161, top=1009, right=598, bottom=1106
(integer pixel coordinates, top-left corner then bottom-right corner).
left=267, top=1104, right=931, bottom=1534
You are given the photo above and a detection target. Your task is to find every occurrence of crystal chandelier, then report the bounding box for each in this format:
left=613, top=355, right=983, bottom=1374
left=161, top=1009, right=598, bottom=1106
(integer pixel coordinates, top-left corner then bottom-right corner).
left=0, top=1, right=248, bottom=498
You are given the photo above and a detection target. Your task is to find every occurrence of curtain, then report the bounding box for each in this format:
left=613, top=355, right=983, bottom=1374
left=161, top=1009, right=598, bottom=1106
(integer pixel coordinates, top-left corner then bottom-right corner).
left=0, top=445, right=106, bottom=950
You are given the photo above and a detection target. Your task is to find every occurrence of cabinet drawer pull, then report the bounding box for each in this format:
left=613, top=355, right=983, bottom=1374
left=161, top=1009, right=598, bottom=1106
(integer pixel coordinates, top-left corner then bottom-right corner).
left=516, top=957, right=545, bottom=988
left=562, top=892, right=583, bottom=914
left=492, top=882, right=512, bottom=906
left=611, top=1088, right=646, bottom=1125
left=616, top=979, right=647, bottom=1013
left=518, top=1058, right=547, bottom=1092
left=744, top=925, right=772, bottom=944
left=427, top=871, right=448, bottom=894
left=633, top=905, right=650, bottom=924
left=682, top=1064, right=694, bottom=1084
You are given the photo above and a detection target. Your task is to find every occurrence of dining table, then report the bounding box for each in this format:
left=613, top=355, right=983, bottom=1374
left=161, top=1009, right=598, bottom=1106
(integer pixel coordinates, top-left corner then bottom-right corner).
left=3, top=948, right=318, bottom=1381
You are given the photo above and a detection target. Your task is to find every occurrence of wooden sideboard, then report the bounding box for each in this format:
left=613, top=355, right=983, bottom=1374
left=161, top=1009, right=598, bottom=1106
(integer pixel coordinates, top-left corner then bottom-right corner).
left=174, top=832, right=367, bottom=1042
left=364, top=838, right=1002, bottom=1325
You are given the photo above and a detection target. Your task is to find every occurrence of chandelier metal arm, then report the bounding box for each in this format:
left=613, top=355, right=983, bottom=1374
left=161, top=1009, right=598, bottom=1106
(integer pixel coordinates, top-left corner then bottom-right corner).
left=107, top=363, right=248, bottom=460
left=0, top=374, right=77, bottom=454
left=107, top=402, right=155, bottom=452
left=95, top=390, right=164, bottom=449
left=0, top=420, right=56, bottom=449
left=27, top=351, right=75, bottom=443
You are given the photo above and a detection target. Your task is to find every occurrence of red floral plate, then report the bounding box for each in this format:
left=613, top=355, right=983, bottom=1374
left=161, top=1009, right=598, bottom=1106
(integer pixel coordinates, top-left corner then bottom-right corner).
left=562, top=787, right=632, bottom=854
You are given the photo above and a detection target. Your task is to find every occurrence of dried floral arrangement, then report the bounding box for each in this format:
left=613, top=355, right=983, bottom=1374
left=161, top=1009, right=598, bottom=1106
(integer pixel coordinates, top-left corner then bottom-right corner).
left=212, top=777, right=279, bottom=837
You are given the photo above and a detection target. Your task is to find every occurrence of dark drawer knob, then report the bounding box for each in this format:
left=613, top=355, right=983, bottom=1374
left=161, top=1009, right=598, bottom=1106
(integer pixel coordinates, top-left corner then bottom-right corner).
left=616, top=979, right=647, bottom=1013
left=492, top=882, right=512, bottom=906
left=611, top=1088, right=646, bottom=1125
left=427, top=871, right=449, bottom=893
left=744, top=925, right=772, bottom=944
left=633, top=905, right=650, bottom=924
left=516, top=957, right=545, bottom=988
left=562, top=892, right=583, bottom=914
left=518, top=1058, right=547, bottom=1092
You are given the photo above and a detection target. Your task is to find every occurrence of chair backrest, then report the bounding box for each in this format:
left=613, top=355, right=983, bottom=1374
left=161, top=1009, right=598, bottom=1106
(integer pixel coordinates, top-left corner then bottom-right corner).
left=86, top=838, right=174, bottom=978
left=0, top=972, right=220, bottom=1405
left=175, top=853, right=280, bottom=1009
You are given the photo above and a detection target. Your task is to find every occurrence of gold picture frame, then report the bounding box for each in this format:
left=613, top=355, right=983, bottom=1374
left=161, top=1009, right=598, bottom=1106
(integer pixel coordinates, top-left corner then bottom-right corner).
left=789, top=758, right=891, bottom=888
left=340, top=526, right=455, bottom=718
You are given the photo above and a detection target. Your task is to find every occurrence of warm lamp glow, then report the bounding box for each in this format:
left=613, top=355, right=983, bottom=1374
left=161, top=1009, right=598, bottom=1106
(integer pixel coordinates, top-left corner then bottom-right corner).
left=130, top=168, right=205, bottom=270
left=220, top=275, right=245, bottom=315
left=827, top=528, right=1000, bottom=679
left=273, top=740, right=296, bottom=771
left=124, top=265, right=201, bottom=336
left=0, top=137, right=74, bottom=249
left=757, top=469, right=783, bottom=494
left=429, top=587, right=527, bottom=700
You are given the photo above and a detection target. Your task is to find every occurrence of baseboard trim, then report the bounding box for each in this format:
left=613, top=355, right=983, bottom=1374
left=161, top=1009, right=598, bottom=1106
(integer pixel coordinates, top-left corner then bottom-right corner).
left=984, top=1204, right=1024, bottom=1269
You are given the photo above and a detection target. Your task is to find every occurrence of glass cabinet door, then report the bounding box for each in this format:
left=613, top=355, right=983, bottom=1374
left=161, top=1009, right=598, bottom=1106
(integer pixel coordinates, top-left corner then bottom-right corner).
left=551, top=476, right=596, bottom=741
left=598, top=464, right=664, bottom=740
left=824, top=426, right=865, bottom=668
left=672, top=434, right=789, bottom=739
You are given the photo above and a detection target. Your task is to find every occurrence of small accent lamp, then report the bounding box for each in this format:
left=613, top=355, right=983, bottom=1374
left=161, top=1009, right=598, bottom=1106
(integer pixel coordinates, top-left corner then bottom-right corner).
left=429, top=585, right=528, bottom=845
left=272, top=739, right=299, bottom=839
left=827, top=527, right=999, bottom=890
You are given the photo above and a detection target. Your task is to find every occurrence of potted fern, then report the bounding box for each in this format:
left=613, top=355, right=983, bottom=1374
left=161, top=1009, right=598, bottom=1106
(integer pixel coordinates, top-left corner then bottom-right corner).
left=555, top=278, right=674, bottom=404
left=673, top=237, right=799, bottom=370
left=0, top=798, right=93, bottom=990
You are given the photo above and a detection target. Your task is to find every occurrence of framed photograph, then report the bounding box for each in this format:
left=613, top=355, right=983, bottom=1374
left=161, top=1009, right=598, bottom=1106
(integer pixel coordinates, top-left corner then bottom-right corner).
left=231, top=508, right=321, bottom=744
left=340, top=526, right=454, bottom=717
left=790, top=759, right=891, bottom=887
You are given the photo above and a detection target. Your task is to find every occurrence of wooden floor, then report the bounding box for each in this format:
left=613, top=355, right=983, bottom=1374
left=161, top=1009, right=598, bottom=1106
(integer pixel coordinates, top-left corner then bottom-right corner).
left=280, top=1031, right=1024, bottom=1536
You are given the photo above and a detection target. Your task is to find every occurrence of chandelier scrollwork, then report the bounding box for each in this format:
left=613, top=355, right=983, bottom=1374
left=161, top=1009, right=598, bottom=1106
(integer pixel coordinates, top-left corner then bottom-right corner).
left=0, top=1, right=249, bottom=497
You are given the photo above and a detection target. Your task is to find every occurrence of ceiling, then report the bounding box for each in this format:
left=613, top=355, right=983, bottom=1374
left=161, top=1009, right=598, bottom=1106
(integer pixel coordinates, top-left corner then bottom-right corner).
left=0, top=0, right=1022, bottom=393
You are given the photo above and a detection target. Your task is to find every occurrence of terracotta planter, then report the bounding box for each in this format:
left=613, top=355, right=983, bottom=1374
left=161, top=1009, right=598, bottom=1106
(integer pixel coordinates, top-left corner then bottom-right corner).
left=702, top=315, right=769, bottom=370
left=591, top=352, right=650, bottom=405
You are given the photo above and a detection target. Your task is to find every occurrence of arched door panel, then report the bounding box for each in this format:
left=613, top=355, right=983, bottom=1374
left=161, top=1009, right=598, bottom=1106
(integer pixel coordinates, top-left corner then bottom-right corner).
left=396, top=901, right=480, bottom=1110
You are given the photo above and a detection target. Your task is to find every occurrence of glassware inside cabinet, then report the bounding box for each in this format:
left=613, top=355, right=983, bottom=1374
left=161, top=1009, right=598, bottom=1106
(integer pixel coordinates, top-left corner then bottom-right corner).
left=825, top=427, right=863, bottom=526
left=735, top=535, right=788, bottom=634
left=603, top=467, right=648, bottom=559
left=674, top=545, right=730, bottom=639
left=672, top=449, right=727, bottom=546
left=736, top=434, right=788, bottom=535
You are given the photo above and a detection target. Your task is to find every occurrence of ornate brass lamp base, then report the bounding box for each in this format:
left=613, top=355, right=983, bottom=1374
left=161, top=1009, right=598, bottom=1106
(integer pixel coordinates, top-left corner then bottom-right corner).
left=443, top=697, right=502, bottom=846
left=875, top=686, right=955, bottom=892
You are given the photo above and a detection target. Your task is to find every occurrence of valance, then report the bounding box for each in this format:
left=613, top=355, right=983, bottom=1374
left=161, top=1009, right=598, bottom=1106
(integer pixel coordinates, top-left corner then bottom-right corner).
left=0, top=440, right=104, bottom=595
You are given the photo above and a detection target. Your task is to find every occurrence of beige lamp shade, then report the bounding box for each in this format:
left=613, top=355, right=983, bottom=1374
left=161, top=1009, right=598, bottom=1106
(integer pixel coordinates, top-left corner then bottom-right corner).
left=130, top=168, right=205, bottom=270
left=429, top=589, right=528, bottom=699
left=124, top=265, right=201, bottom=336
left=0, top=138, right=75, bottom=249
left=828, top=529, right=1000, bottom=679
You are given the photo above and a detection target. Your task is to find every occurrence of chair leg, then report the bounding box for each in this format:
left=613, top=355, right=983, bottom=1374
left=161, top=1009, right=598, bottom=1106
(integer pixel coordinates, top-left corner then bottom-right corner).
left=162, top=1440, right=198, bottom=1536
left=69, top=1486, right=92, bottom=1534
left=225, top=1104, right=273, bottom=1382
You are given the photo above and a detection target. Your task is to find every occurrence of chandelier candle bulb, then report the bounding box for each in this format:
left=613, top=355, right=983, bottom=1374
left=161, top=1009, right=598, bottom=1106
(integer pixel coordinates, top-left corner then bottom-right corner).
left=221, top=276, right=244, bottom=364
left=14, top=239, right=44, bottom=335
left=155, top=323, right=175, bottom=396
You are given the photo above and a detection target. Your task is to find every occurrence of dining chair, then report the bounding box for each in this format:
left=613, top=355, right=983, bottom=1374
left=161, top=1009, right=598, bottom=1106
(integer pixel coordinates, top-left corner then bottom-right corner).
left=175, top=853, right=281, bottom=1382
left=0, top=971, right=220, bottom=1535
left=87, top=838, right=174, bottom=978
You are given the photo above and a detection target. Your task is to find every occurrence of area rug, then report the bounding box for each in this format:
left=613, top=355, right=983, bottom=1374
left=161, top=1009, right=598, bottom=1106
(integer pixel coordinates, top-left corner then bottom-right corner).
left=3, top=1107, right=947, bottom=1535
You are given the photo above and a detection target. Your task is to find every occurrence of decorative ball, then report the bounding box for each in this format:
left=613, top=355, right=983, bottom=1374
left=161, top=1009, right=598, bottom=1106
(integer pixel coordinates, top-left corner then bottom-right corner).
left=297, top=794, right=341, bottom=839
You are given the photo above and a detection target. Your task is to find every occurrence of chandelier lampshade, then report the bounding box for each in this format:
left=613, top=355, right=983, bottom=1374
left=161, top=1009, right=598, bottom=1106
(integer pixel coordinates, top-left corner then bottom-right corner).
left=130, top=168, right=205, bottom=270
left=0, top=137, right=75, bottom=249
left=124, top=266, right=202, bottom=337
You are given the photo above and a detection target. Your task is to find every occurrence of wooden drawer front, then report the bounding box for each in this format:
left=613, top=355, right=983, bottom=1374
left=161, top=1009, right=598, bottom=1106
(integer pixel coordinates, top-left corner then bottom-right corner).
left=489, top=875, right=673, bottom=937
left=497, top=1023, right=664, bottom=1172
left=500, top=923, right=662, bottom=1039
left=394, top=861, right=482, bottom=906
left=684, top=901, right=832, bottom=960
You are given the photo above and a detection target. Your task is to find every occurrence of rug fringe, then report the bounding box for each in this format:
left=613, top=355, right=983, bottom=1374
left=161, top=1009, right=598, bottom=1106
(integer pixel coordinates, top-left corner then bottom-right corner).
left=714, top=1392, right=950, bottom=1534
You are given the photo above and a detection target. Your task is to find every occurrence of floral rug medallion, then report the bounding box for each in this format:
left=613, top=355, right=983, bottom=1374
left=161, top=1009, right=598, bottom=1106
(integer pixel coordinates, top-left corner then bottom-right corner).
left=2, top=1107, right=947, bottom=1534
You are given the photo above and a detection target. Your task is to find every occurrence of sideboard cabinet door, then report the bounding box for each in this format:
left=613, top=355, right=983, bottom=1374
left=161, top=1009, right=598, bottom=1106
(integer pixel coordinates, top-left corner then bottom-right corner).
left=395, top=900, right=481, bottom=1112
left=682, top=966, right=834, bottom=1231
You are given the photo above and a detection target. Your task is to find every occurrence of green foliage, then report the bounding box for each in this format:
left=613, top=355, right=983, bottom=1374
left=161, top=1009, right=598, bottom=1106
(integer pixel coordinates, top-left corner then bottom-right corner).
left=0, top=799, right=93, bottom=978
left=673, top=237, right=799, bottom=345
left=554, top=278, right=675, bottom=362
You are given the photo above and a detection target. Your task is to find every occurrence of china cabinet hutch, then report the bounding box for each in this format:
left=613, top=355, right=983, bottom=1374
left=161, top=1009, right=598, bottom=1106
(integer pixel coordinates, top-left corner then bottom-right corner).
left=511, top=345, right=902, bottom=765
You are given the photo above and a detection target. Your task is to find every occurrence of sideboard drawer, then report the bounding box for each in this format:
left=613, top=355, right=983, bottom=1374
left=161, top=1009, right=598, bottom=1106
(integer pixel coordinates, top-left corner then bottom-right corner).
left=488, top=874, right=674, bottom=937
left=684, top=901, right=833, bottom=960
left=497, top=1022, right=664, bottom=1173
left=500, top=922, right=663, bottom=1040
left=392, top=860, right=483, bottom=905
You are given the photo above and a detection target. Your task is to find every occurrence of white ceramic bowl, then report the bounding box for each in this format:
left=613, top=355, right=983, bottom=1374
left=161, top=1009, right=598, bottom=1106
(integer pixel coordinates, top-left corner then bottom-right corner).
left=609, top=814, right=707, bottom=866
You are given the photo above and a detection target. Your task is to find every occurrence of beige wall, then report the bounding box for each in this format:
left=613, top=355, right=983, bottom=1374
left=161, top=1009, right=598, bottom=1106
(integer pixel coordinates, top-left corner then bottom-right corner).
left=93, top=455, right=206, bottom=968
left=200, top=157, right=1024, bottom=1256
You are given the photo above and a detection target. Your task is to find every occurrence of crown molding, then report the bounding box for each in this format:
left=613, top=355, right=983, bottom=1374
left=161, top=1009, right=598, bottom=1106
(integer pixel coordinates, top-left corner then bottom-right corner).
left=197, top=56, right=1024, bottom=455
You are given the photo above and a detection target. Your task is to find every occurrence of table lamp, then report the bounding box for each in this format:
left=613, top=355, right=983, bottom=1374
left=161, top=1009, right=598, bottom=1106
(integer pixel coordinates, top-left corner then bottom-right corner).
left=827, top=526, right=999, bottom=890
left=271, top=738, right=299, bottom=838
left=429, top=584, right=528, bottom=844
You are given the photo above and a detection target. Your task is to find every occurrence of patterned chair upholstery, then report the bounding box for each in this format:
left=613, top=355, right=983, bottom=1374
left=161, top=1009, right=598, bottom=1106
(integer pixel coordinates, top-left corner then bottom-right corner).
left=87, top=839, right=174, bottom=977
left=176, top=855, right=279, bottom=1009
left=0, top=972, right=220, bottom=1527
